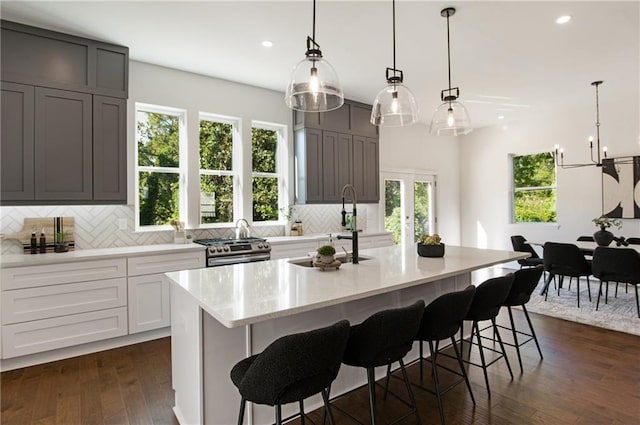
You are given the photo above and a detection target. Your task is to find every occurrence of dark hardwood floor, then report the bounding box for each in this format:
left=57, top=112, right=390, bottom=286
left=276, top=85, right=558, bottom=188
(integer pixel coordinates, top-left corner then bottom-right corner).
left=2, top=312, right=639, bottom=424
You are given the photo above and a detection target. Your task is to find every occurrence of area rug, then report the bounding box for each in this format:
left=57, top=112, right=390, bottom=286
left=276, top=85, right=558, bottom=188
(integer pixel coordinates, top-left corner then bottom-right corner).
left=526, top=277, right=640, bottom=336
left=473, top=267, right=640, bottom=337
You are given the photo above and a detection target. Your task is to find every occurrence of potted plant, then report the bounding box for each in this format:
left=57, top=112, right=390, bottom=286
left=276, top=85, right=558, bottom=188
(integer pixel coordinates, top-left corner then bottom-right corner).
left=592, top=215, right=622, bottom=247
left=417, top=233, right=445, bottom=257
left=317, top=245, right=336, bottom=264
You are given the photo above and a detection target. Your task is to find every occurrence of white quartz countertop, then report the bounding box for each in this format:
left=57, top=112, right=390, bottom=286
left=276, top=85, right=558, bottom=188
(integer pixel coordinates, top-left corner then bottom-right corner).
left=265, top=231, right=391, bottom=245
left=0, top=243, right=204, bottom=267
left=166, top=245, right=528, bottom=328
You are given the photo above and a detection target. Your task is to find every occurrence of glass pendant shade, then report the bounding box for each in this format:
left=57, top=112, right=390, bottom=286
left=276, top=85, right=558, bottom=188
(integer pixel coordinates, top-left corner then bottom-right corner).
left=285, top=56, right=344, bottom=112
left=429, top=101, right=473, bottom=136
left=370, top=82, right=418, bottom=126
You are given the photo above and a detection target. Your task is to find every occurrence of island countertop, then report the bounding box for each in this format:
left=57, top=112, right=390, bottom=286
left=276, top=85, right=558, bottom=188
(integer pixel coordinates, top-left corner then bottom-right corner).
left=166, top=244, right=527, bottom=328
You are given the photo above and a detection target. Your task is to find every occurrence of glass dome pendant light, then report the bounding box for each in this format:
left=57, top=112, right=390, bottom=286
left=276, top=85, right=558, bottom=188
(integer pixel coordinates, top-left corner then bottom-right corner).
left=429, top=7, right=473, bottom=136
left=285, top=0, right=344, bottom=112
left=370, top=0, right=418, bottom=127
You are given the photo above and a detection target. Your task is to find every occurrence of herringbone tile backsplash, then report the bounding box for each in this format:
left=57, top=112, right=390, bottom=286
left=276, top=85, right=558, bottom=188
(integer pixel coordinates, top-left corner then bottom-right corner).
left=1, top=204, right=380, bottom=255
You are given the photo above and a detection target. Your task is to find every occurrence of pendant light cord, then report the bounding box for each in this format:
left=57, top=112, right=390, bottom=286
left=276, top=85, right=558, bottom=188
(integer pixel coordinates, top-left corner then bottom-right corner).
left=595, top=82, right=601, bottom=162
left=446, top=10, right=452, bottom=99
left=312, top=0, right=316, bottom=42
left=392, top=0, right=396, bottom=72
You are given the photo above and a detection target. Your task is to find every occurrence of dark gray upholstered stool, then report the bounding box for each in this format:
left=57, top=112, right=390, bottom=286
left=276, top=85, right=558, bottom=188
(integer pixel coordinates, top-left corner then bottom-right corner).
left=230, top=320, right=350, bottom=425
left=461, top=274, right=514, bottom=399
left=495, top=265, right=544, bottom=373
left=337, top=300, right=425, bottom=425
left=411, top=286, right=477, bottom=425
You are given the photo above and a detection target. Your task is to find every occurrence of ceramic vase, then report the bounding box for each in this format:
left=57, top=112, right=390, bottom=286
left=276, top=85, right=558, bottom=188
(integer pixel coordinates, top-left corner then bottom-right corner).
left=593, top=227, right=614, bottom=247
left=417, top=243, right=445, bottom=257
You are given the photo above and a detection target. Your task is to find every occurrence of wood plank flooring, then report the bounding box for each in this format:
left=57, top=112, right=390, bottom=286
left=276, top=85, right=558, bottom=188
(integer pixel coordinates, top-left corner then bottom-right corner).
left=2, top=312, right=639, bottom=424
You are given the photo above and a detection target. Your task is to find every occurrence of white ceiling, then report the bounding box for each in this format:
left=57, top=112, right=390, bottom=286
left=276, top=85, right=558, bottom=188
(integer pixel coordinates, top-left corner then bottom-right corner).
left=2, top=1, right=638, bottom=128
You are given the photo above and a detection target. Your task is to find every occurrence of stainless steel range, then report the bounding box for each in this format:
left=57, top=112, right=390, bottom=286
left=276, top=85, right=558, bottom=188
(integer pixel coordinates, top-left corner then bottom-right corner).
left=193, top=237, right=271, bottom=267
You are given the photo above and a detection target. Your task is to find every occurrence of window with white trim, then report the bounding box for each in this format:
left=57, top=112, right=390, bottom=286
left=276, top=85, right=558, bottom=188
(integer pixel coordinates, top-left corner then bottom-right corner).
left=511, top=152, right=557, bottom=223
left=251, top=123, right=285, bottom=222
left=135, top=104, right=186, bottom=229
left=199, top=115, right=238, bottom=225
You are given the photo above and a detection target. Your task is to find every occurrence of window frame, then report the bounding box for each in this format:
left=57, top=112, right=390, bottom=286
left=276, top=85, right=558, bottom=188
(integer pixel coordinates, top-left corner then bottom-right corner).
left=134, top=103, right=187, bottom=232
left=509, top=151, right=558, bottom=224
left=198, top=113, right=241, bottom=228
left=251, top=121, right=287, bottom=225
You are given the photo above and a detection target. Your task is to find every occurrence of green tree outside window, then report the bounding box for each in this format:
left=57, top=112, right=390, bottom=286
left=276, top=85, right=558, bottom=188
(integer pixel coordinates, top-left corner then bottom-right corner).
left=513, top=152, right=557, bottom=222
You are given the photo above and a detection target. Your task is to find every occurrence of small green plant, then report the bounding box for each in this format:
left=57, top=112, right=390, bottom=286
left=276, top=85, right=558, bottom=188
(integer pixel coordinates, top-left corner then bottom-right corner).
left=419, top=233, right=442, bottom=245
left=592, top=215, right=622, bottom=230
left=317, top=245, right=336, bottom=256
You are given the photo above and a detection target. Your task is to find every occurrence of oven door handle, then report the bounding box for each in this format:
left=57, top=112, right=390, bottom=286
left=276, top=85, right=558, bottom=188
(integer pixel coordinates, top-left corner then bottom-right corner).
left=207, top=252, right=271, bottom=267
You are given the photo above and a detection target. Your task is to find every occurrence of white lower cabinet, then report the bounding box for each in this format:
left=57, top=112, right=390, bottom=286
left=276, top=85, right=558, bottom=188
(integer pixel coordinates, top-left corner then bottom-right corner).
left=128, top=274, right=170, bottom=333
left=126, top=251, right=205, bottom=334
left=270, top=241, right=319, bottom=260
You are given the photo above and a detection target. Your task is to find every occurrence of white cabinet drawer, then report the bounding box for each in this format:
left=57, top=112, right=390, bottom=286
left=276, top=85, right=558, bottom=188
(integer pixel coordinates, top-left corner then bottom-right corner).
left=1, top=258, right=126, bottom=290
left=2, top=278, right=127, bottom=324
left=270, top=241, right=318, bottom=260
left=128, top=274, right=170, bottom=334
left=2, top=307, right=128, bottom=358
left=127, top=251, right=205, bottom=276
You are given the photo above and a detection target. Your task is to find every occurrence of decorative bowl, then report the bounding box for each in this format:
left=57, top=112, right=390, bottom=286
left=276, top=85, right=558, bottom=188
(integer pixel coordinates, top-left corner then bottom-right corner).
left=417, top=243, right=445, bottom=258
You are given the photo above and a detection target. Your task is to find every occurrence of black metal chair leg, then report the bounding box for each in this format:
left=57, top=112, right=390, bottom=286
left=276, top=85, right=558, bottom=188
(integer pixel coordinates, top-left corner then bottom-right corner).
left=275, top=404, right=282, bottom=425
left=450, top=335, right=475, bottom=405
left=507, top=306, right=523, bottom=374
left=237, top=398, right=246, bottom=425
left=492, top=318, right=513, bottom=379
left=473, top=321, right=492, bottom=398
left=605, top=280, right=609, bottom=304
left=522, top=305, right=543, bottom=360
left=428, top=340, right=445, bottom=425
left=299, top=400, right=305, bottom=425
left=321, top=388, right=336, bottom=425
left=367, top=367, right=377, bottom=425
left=587, top=276, right=592, bottom=302
left=636, top=285, right=640, bottom=319
left=399, top=358, right=421, bottom=425
left=577, top=279, right=581, bottom=308
left=419, top=340, right=424, bottom=383
left=383, top=363, right=392, bottom=401
left=596, top=280, right=603, bottom=311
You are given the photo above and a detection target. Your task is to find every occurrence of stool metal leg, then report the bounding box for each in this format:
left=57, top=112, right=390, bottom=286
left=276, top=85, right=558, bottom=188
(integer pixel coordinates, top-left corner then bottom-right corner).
left=237, top=397, right=246, bottom=425
left=522, top=305, right=543, bottom=360
left=450, top=335, right=475, bottom=405
left=299, top=400, right=305, bottom=425
left=399, top=358, right=422, bottom=425
left=473, top=321, right=492, bottom=398
left=275, top=404, right=282, bottom=425
left=507, top=306, right=523, bottom=374
left=428, top=340, right=445, bottom=425
left=419, top=340, right=425, bottom=383
left=321, top=388, right=337, bottom=425
left=492, top=318, right=514, bottom=379
left=366, top=367, right=377, bottom=425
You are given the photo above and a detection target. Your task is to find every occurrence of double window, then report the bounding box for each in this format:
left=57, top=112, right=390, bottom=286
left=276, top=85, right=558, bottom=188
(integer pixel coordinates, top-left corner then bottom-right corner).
left=511, top=152, right=557, bottom=223
left=135, top=104, right=286, bottom=230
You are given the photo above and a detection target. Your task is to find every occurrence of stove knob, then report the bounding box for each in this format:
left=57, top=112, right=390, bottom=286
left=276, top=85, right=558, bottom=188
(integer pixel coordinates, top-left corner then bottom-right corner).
left=223, top=246, right=230, bottom=251
left=264, top=243, right=270, bottom=249
left=257, top=243, right=263, bottom=248
left=216, top=247, right=223, bottom=252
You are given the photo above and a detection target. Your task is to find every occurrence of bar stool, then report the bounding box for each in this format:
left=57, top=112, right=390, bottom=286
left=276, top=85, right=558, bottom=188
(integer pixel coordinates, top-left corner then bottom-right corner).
left=337, top=300, right=425, bottom=425
left=230, top=320, right=350, bottom=425
left=411, top=286, right=477, bottom=425
left=461, top=274, right=514, bottom=398
left=495, top=265, right=544, bottom=373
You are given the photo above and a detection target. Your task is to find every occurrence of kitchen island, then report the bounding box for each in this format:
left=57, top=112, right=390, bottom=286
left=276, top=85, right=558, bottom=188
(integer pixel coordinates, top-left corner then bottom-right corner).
left=166, top=244, right=527, bottom=425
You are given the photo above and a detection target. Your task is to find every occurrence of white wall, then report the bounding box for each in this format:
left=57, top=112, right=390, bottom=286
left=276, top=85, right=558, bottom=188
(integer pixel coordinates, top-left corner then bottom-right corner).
left=378, top=124, right=461, bottom=244
left=460, top=91, right=640, bottom=251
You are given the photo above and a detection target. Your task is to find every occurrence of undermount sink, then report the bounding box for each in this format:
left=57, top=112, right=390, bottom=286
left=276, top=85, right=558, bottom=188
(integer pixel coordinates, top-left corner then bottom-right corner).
left=288, top=255, right=372, bottom=268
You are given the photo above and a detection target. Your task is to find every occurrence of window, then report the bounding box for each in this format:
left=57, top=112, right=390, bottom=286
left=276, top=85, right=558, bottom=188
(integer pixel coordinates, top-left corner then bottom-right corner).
left=251, top=123, right=284, bottom=222
left=136, top=104, right=186, bottom=228
left=199, top=115, right=237, bottom=225
left=511, top=152, right=557, bottom=223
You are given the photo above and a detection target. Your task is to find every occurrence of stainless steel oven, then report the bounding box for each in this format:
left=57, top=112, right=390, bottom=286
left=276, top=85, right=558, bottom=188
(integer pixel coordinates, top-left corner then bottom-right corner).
left=193, top=237, right=271, bottom=267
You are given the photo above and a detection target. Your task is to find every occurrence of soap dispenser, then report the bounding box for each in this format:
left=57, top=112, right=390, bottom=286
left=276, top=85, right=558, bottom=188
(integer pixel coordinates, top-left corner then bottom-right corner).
left=30, top=231, right=37, bottom=254
left=39, top=228, right=46, bottom=253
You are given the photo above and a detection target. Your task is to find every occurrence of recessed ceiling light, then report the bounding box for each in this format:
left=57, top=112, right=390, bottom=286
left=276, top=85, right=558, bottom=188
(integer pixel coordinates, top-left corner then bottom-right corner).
left=556, top=15, right=571, bottom=24
left=261, top=40, right=273, bottom=48
left=498, top=115, right=505, bottom=120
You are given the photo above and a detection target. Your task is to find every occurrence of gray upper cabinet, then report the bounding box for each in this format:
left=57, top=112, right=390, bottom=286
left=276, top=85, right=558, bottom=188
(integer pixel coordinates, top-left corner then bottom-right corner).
left=1, top=82, right=35, bottom=201
left=294, top=100, right=380, bottom=204
left=0, top=20, right=128, bottom=205
left=35, top=88, right=93, bottom=201
left=93, top=96, right=127, bottom=201
left=1, top=20, right=128, bottom=98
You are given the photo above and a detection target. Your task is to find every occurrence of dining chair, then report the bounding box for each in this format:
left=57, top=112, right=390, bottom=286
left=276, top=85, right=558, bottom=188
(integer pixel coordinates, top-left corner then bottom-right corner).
left=542, top=242, right=592, bottom=307
left=230, top=320, right=350, bottom=425
left=510, top=235, right=544, bottom=268
left=591, top=247, right=640, bottom=318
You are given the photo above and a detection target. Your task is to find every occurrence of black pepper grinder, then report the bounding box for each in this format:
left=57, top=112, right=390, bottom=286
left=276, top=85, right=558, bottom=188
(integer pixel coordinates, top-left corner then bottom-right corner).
left=30, top=231, right=37, bottom=254
left=39, top=228, right=46, bottom=253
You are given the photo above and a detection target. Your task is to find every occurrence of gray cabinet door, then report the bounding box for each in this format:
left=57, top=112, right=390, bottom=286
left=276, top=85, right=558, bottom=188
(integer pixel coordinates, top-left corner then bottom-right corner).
left=353, top=136, right=380, bottom=203
left=1, top=82, right=35, bottom=201
left=295, top=128, right=323, bottom=203
left=34, top=87, right=92, bottom=200
left=93, top=96, right=126, bottom=202
left=322, top=131, right=352, bottom=202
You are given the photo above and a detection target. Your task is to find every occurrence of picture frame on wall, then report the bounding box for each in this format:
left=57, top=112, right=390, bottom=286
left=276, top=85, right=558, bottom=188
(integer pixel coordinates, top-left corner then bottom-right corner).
left=602, top=156, right=640, bottom=218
